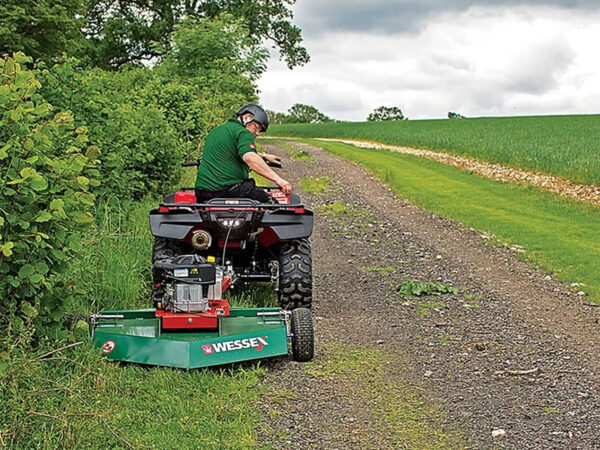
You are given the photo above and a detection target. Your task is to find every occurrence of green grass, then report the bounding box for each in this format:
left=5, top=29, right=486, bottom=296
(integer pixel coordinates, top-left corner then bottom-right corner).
left=397, top=280, right=459, bottom=297
left=271, top=115, right=600, bottom=186
left=307, top=139, right=600, bottom=303
left=299, top=176, right=331, bottom=193
left=69, top=200, right=155, bottom=313
left=1, top=343, right=267, bottom=448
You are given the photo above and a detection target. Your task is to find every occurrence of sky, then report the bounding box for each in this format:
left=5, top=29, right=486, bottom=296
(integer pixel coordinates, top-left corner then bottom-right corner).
left=257, top=0, right=600, bottom=121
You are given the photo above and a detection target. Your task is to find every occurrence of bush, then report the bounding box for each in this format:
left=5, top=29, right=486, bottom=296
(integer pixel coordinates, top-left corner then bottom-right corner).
left=0, top=53, right=99, bottom=339
left=40, top=61, right=183, bottom=201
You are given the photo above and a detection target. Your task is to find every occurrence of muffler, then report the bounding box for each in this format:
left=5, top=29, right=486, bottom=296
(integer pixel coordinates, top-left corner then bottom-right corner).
left=191, top=230, right=212, bottom=250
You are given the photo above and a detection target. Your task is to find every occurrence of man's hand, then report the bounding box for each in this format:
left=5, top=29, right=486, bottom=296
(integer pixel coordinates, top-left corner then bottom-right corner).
left=261, top=153, right=282, bottom=166
left=275, top=177, right=292, bottom=195
left=243, top=152, right=293, bottom=194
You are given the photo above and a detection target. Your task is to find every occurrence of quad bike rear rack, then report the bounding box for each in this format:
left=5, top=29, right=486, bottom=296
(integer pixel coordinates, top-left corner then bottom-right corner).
left=159, top=202, right=306, bottom=209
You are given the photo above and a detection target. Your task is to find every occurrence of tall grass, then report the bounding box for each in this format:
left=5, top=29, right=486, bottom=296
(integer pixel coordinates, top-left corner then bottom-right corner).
left=271, top=115, right=600, bottom=186
left=68, top=199, right=155, bottom=314
left=1, top=342, right=267, bottom=448
left=1, top=185, right=272, bottom=447
left=308, top=140, right=600, bottom=303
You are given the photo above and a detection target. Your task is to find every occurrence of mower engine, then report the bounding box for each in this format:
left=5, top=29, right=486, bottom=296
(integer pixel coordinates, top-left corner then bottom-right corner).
left=155, top=254, right=217, bottom=313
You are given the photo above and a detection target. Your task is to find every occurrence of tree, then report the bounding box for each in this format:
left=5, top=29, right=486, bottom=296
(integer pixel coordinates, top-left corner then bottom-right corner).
left=448, top=111, right=466, bottom=119
left=266, top=109, right=290, bottom=125
left=168, top=15, right=268, bottom=82
left=277, top=103, right=330, bottom=124
left=367, top=106, right=406, bottom=121
left=0, top=0, right=86, bottom=63
left=80, top=0, right=309, bottom=70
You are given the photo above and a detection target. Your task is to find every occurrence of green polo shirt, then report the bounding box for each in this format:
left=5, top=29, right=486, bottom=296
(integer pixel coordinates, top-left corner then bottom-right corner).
left=195, top=119, right=257, bottom=191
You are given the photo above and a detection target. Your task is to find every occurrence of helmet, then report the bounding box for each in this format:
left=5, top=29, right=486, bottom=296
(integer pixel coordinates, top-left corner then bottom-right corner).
left=236, top=104, right=270, bottom=132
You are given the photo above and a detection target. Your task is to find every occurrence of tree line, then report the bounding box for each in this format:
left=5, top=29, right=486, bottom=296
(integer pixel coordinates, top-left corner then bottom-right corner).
left=268, top=104, right=466, bottom=124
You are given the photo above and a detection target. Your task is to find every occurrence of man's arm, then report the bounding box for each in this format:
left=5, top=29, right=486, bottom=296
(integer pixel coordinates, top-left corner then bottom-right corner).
left=259, top=152, right=282, bottom=166
left=243, top=152, right=292, bottom=194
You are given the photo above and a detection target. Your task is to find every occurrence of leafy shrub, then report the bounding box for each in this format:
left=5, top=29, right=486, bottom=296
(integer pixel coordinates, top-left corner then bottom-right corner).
left=0, top=53, right=99, bottom=339
left=39, top=61, right=183, bottom=201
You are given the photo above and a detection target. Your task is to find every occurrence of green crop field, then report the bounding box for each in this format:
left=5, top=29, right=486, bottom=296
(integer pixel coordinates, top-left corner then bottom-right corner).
left=270, top=115, right=600, bottom=186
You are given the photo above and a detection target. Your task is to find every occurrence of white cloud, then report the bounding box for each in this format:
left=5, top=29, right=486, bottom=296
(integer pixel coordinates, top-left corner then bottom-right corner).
left=258, top=4, right=600, bottom=120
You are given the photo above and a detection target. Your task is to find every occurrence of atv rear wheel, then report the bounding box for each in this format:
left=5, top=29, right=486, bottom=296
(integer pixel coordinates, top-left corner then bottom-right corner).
left=290, top=308, right=314, bottom=362
left=152, top=236, right=184, bottom=263
left=278, top=239, right=312, bottom=310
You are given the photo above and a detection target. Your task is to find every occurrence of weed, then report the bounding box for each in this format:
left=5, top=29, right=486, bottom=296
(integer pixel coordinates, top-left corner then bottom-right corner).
left=463, top=303, right=480, bottom=309
left=272, top=139, right=315, bottom=161
left=419, top=301, right=446, bottom=309
left=316, top=201, right=367, bottom=216
left=437, top=336, right=458, bottom=345
left=268, top=388, right=296, bottom=405
left=362, top=266, right=396, bottom=275
left=543, top=407, right=561, bottom=414
left=397, top=280, right=459, bottom=297
left=303, top=344, right=465, bottom=448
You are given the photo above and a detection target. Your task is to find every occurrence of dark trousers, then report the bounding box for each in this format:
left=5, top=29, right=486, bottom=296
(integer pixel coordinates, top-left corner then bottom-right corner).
left=195, top=179, right=275, bottom=204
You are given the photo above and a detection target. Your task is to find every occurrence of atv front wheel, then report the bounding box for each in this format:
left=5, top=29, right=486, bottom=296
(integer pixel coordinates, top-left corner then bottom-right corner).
left=278, top=239, right=312, bottom=310
left=290, top=308, right=314, bottom=362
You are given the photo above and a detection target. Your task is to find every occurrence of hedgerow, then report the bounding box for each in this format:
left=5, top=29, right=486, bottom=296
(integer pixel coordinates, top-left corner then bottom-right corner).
left=39, top=62, right=183, bottom=201
left=0, top=53, right=99, bottom=342
left=1, top=13, right=268, bottom=446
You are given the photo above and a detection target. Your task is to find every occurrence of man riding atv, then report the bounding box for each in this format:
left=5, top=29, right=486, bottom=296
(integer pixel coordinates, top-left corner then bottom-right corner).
left=195, top=104, right=292, bottom=203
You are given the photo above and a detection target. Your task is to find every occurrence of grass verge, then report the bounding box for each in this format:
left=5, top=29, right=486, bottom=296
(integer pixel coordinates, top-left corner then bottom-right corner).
left=306, top=139, right=600, bottom=302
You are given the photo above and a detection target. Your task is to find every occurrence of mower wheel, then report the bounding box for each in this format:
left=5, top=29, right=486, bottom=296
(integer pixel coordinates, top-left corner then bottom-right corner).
left=290, top=308, right=314, bottom=362
left=278, top=238, right=312, bottom=310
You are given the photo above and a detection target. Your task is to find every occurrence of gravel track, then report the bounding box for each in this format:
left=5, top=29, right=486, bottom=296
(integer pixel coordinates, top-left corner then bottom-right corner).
left=258, top=141, right=600, bottom=449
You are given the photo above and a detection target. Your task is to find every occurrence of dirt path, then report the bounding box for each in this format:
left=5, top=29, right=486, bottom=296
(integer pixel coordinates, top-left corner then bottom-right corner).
left=257, top=141, right=600, bottom=449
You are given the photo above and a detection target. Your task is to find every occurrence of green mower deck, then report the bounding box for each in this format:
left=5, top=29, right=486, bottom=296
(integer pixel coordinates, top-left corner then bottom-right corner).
left=92, top=308, right=289, bottom=369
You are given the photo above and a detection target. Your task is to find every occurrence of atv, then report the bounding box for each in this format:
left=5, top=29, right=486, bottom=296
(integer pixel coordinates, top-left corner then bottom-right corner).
left=89, top=160, right=315, bottom=369
left=150, top=160, right=314, bottom=312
